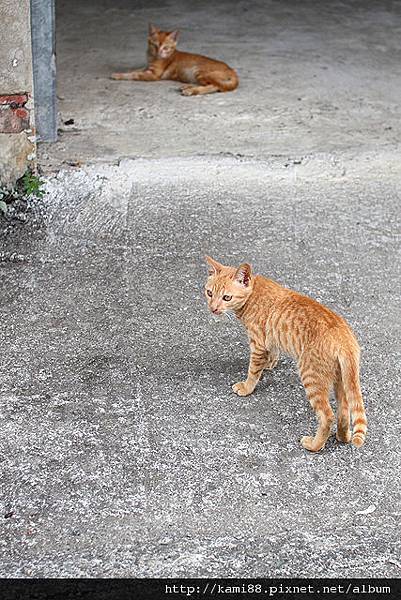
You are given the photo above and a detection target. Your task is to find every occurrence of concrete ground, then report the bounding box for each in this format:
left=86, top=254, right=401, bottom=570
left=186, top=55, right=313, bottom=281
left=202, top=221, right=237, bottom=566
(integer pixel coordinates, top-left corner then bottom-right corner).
left=1, top=158, right=400, bottom=577
left=1, top=0, right=401, bottom=580
left=40, top=0, right=401, bottom=170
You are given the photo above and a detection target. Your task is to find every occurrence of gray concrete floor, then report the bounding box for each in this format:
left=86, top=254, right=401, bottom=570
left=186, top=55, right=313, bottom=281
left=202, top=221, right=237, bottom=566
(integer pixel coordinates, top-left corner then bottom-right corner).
left=1, top=0, right=401, bottom=580
left=1, top=158, right=400, bottom=577
left=40, top=0, right=401, bottom=170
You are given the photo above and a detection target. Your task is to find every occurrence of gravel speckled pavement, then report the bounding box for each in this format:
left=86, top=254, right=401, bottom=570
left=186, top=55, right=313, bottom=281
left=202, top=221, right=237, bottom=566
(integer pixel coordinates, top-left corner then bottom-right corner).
left=1, top=157, right=400, bottom=577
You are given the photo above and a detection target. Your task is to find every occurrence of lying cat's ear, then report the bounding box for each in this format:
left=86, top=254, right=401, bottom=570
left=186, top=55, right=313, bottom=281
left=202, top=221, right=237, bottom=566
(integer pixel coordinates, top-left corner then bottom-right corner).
left=205, top=255, right=223, bottom=276
left=148, top=23, right=159, bottom=37
left=168, top=30, right=179, bottom=42
left=235, top=263, right=252, bottom=287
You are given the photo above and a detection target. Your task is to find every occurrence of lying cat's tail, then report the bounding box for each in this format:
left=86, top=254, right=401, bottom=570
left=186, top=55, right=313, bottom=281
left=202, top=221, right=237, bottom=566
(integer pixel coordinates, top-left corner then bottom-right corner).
left=338, top=350, right=367, bottom=447
left=218, top=69, right=239, bottom=92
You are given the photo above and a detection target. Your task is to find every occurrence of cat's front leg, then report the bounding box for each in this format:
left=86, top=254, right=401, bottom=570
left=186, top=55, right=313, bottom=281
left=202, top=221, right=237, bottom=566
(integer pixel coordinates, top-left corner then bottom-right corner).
left=111, top=69, right=160, bottom=81
left=232, top=347, right=268, bottom=397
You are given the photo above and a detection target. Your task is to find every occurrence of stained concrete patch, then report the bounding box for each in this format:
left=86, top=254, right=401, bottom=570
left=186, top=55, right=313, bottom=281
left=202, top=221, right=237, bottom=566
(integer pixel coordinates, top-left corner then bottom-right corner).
left=0, top=157, right=400, bottom=577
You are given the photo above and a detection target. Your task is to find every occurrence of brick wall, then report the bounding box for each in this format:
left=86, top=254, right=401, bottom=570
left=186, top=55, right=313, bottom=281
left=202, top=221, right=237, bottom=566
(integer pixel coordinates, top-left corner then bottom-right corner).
left=0, top=94, right=30, bottom=134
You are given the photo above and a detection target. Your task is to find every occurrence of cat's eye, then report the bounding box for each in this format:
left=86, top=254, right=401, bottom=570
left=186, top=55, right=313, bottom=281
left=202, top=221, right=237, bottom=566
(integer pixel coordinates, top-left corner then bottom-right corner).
left=207, top=290, right=212, bottom=297
left=223, top=295, right=232, bottom=302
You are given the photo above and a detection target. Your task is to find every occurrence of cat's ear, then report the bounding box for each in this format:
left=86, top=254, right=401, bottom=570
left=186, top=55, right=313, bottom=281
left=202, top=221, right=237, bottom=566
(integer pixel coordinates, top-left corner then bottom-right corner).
left=235, top=263, right=252, bottom=287
left=148, top=23, right=159, bottom=37
left=205, top=255, right=224, bottom=277
left=168, top=30, right=179, bottom=42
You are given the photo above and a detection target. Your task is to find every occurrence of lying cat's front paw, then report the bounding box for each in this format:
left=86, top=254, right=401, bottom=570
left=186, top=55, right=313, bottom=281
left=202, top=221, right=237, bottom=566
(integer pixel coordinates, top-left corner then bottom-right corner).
left=232, top=381, right=253, bottom=396
left=111, top=71, right=141, bottom=81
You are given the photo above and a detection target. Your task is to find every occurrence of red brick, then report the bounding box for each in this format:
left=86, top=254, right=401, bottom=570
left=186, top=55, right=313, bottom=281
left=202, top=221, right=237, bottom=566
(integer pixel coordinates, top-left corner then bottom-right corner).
left=0, top=106, right=30, bottom=133
left=0, top=94, right=28, bottom=106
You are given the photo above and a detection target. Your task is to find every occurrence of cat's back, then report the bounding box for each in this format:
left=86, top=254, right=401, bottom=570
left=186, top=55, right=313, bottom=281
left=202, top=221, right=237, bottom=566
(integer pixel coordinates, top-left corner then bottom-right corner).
left=275, top=284, right=348, bottom=333
left=253, top=275, right=357, bottom=350
left=174, top=50, right=232, bottom=69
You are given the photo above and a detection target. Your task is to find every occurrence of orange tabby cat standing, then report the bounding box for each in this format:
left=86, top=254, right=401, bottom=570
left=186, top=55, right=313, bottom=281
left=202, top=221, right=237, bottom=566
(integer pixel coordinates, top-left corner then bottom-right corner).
left=204, top=256, right=367, bottom=452
left=111, top=24, right=238, bottom=96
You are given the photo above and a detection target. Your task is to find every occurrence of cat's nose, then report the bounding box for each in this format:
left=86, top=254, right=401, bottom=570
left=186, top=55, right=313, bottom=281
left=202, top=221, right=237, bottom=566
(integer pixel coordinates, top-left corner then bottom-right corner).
left=212, top=308, right=220, bottom=314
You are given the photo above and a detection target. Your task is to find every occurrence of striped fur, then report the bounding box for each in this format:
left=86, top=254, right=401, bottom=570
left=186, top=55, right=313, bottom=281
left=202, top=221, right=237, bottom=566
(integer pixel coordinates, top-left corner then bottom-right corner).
left=111, top=25, right=238, bottom=96
left=205, top=256, right=367, bottom=452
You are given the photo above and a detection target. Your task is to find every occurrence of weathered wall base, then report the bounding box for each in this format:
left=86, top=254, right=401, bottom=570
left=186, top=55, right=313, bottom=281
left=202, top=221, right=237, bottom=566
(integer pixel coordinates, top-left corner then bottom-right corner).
left=0, top=133, right=35, bottom=187
left=0, top=0, right=35, bottom=187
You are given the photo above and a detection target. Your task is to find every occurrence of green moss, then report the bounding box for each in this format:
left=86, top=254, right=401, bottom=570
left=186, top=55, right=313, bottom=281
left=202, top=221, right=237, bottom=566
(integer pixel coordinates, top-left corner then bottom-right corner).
left=0, top=170, right=45, bottom=214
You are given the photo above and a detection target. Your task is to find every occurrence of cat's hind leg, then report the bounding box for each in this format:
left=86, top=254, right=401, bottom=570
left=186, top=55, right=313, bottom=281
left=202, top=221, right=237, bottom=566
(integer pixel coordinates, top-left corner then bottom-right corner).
left=180, top=68, right=238, bottom=96
left=184, top=69, right=238, bottom=95
left=299, top=355, right=334, bottom=452
left=334, top=378, right=351, bottom=443
left=180, top=84, right=219, bottom=96
left=265, top=346, right=279, bottom=370
left=301, top=386, right=334, bottom=452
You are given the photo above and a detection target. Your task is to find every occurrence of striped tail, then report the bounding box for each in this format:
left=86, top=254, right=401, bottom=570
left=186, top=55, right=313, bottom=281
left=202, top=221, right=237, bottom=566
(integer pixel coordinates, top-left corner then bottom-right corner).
left=338, top=351, right=367, bottom=447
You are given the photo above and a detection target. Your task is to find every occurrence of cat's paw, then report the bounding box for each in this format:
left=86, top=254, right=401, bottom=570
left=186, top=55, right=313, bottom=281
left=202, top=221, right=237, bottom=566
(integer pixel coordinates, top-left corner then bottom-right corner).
left=336, top=429, right=352, bottom=444
left=232, top=381, right=253, bottom=396
left=300, top=435, right=324, bottom=453
left=181, top=85, right=195, bottom=96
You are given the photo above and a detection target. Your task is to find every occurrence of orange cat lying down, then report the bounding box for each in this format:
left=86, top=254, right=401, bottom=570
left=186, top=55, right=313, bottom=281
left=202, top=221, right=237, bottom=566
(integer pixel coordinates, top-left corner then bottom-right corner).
left=111, top=24, right=238, bottom=96
left=204, top=257, right=367, bottom=452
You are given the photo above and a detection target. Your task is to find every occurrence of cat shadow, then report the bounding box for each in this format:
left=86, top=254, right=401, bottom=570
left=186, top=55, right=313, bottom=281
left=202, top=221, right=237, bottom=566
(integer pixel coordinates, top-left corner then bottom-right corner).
left=196, top=354, right=297, bottom=393
left=194, top=355, right=245, bottom=379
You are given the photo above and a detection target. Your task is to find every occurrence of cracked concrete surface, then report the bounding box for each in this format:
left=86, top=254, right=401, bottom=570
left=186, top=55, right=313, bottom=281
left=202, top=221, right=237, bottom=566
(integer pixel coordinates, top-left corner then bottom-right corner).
left=1, top=0, right=401, bottom=581
left=1, top=158, right=400, bottom=577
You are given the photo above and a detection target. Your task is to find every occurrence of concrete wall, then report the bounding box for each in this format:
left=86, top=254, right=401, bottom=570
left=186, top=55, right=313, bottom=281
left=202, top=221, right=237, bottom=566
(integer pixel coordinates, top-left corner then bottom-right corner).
left=0, top=0, right=35, bottom=187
